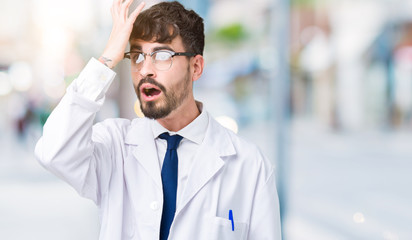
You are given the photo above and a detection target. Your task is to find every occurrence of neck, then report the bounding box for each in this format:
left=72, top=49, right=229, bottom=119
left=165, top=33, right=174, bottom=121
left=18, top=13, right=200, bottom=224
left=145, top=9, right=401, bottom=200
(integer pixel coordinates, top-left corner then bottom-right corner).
left=157, top=97, right=200, bottom=132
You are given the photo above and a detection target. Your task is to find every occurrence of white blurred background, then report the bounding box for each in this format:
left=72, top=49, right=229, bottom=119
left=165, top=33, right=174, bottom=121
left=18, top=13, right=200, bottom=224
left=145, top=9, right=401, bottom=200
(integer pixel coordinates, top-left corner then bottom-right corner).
left=1, top=0, right=412, bottom=239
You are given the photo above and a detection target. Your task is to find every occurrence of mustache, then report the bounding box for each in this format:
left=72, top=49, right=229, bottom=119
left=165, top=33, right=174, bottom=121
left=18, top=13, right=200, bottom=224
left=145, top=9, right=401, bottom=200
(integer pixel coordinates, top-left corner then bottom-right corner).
left=136, top=77, right=167, bottom=93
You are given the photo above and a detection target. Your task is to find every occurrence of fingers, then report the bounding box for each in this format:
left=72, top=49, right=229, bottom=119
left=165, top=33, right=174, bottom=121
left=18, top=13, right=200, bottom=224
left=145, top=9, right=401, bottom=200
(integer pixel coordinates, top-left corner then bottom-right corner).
left=120, top=0, right=133, bottom=21
left=110, top=5, right=115, bottom=18
left=116, top=0, right=122, bottom=13
left=112, top=0, right=130, bottom=19
left=111, top=0, right=122, bottom=18
left=113, top=0, right=143, bottom=22
left=128, top=2, right=145, bottom=24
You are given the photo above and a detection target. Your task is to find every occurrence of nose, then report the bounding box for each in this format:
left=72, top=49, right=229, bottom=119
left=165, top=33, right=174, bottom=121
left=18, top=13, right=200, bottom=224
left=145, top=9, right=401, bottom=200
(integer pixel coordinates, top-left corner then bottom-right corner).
left=139, top=55, right=156, bottom=78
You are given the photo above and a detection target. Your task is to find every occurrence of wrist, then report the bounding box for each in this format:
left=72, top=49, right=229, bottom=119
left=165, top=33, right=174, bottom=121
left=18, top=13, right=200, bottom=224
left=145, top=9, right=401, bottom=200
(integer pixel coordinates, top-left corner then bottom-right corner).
left=98, top=56, right=114, bottom=69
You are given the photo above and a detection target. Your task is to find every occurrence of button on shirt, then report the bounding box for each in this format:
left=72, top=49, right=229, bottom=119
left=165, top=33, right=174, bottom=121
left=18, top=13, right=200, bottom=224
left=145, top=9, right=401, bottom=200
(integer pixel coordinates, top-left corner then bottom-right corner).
left=151, top=102, right=208, bottom=207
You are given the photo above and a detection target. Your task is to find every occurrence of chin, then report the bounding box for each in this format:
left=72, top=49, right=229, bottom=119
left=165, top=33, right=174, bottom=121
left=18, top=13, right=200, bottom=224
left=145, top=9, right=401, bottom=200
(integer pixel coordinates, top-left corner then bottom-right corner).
left=141, top=103, right=173, bottom=120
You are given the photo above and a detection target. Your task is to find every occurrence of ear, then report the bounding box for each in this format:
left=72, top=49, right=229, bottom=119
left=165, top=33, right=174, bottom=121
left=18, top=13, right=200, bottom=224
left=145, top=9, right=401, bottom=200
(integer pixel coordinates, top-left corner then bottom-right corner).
left=191, top=55, right=204, bottom=82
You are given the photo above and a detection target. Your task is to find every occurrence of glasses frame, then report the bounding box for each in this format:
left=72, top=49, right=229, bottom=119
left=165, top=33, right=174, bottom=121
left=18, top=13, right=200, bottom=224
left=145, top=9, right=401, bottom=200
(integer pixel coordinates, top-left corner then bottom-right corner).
left=124, top=50, right=196, bottom=71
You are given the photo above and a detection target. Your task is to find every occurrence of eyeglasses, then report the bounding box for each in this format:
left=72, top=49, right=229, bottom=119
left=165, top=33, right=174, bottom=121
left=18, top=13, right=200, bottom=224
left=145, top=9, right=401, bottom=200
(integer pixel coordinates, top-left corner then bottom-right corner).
left=124, top=50, right=196, bottom=71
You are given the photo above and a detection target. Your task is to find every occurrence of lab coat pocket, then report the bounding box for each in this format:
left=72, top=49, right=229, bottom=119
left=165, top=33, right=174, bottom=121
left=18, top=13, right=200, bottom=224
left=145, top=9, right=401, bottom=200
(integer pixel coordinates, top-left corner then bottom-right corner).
left=210, top=216, right=248, bottom=240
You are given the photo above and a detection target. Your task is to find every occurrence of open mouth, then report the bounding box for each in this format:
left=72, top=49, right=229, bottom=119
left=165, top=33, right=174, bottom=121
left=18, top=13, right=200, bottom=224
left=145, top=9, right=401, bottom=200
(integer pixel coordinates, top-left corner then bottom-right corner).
left=143, top=87, right=161, bottom=97
left=140, top=83, right=162, bottom=101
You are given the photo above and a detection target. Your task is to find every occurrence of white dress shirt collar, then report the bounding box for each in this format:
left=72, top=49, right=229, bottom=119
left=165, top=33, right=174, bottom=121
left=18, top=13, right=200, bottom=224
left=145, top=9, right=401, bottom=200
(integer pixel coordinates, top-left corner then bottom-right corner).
left=151, top=101, right=208, bottom=145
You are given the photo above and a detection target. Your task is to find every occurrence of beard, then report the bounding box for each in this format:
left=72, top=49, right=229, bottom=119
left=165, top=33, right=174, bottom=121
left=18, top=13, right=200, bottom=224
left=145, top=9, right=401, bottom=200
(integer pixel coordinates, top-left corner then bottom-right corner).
left=136, top=69, right=191, bottom=119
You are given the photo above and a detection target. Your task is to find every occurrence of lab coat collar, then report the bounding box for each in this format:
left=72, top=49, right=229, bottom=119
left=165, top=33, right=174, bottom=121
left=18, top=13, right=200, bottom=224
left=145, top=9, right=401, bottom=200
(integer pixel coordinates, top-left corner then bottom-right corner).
left=125, top=118, right=152, bottom=145
left=175, top=112, right=236, bottom=215
left=125, top=118, right=162, bottom=189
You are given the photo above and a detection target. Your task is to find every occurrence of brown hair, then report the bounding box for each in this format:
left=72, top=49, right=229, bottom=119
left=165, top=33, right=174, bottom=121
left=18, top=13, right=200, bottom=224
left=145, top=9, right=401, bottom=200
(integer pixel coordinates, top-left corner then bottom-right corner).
left=130, top=1, right=204, bottom=55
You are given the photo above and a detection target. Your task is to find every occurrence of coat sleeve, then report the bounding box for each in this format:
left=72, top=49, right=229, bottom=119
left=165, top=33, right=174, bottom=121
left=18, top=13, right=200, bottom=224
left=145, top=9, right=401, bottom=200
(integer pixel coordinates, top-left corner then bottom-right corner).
left=34, top=58, right=116, bottom=205
left=248, top=159, right=282, bottom=239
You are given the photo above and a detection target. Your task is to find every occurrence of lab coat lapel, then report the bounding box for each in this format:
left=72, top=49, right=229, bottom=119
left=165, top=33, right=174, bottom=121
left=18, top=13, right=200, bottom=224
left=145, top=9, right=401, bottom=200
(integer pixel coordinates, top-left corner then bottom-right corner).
left=176, top=115, right=236, bottom=214
left=125, top=119, right=162, bottom=189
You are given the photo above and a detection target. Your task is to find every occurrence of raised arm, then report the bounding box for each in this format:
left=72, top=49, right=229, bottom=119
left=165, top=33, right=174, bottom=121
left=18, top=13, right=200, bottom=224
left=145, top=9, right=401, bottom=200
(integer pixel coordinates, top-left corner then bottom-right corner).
left=34, top=0, right=145, bottom=204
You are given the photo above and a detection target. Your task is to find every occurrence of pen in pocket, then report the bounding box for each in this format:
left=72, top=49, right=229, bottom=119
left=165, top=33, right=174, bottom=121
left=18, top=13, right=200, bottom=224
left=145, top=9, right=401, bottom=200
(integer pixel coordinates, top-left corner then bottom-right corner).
left=229, top=209, right=234, bottom=231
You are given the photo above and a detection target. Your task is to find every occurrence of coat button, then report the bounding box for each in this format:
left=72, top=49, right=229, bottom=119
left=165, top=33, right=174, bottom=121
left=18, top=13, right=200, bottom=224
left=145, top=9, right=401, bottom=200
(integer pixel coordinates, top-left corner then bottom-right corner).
left=150, top=201, right=160, bottom=211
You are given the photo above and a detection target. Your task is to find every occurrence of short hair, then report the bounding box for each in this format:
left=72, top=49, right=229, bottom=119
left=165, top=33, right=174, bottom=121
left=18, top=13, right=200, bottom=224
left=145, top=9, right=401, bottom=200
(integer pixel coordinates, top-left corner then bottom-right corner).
left=130, top=1, right=205, bottom=56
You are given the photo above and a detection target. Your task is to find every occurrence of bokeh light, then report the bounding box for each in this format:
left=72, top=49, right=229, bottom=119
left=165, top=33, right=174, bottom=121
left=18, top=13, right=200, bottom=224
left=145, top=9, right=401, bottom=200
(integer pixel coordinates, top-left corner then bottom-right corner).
left=9, top=62, right=33, bottom=92
left=0, top=72, right=12, bottom=96
left=215, top=115, right=239, bottom=133
left=134, top=99, right=144, bottom=118
left=353, top=212, right=365, bottom=224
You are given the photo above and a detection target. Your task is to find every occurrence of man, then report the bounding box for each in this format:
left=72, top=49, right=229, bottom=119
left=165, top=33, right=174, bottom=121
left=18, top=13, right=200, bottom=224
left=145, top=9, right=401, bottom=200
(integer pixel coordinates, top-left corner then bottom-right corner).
left=35, top=1, right=281, bottom=239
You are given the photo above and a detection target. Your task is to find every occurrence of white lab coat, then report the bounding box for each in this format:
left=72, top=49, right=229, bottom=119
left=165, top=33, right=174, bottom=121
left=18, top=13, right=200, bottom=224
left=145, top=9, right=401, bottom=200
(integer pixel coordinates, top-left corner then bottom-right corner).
left=35, top=81, right=281, bottom=240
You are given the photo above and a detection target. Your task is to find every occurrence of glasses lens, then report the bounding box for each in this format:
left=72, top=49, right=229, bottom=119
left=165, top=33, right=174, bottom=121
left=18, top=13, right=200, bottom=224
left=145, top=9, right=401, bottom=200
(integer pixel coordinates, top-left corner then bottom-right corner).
left=153, top=51, right=172, bottom=71
left=129, top=52, right=144, bottom=69
left=134, top=53, right=145, bottom=64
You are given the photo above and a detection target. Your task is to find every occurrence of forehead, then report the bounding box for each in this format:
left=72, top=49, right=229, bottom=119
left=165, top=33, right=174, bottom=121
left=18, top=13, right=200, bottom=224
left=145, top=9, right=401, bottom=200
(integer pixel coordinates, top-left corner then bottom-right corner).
left=130, top=36, right=184, bottom=52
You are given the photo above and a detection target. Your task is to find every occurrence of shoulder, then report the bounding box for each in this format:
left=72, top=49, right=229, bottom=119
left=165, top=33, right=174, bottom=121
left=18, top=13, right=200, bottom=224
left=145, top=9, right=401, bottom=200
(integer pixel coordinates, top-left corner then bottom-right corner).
left=208, top=116, right=276, bottom=186
left=208, top=115, right=272, bottom=168
left=224, top=126, right=275, bottom=185
left=208, top=115, right=260, bottom=153
left=94, top=118, right=130, bottom=132
left=95, top=117, right=149, bottom=129
left=92, top=117, right=149, bottom=142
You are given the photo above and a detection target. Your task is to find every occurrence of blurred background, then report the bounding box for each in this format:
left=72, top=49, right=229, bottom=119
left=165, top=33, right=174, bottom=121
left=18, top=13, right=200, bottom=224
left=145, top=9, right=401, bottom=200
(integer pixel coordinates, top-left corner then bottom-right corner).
left=1, top=0, right=412, bottom=239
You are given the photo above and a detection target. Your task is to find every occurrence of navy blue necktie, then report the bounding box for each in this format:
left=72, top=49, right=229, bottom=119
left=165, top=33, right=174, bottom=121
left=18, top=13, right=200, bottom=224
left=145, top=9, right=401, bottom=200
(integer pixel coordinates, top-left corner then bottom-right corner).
left=159, top=133, right=183, bottom=240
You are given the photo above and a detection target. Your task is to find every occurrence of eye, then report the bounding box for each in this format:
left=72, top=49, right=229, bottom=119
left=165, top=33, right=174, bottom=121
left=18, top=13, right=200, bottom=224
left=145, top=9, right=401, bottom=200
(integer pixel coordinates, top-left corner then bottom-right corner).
left=131, top=53, right=145, bottom=64
left=136, top=53, right=145, bottom=64
left=154, top=51, right=172, bottom=61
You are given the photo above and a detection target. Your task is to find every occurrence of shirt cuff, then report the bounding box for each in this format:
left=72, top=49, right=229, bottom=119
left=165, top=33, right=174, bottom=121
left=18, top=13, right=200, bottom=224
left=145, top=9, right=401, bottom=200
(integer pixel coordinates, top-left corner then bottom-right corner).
left=70, top=58, right=116, bottom=101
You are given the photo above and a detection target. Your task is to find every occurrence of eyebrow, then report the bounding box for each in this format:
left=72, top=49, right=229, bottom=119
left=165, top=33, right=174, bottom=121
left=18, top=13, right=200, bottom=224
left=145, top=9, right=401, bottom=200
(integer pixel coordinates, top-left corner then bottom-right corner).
left=152, top=46, right=174, bottom=52
left=130, top=45, right=142, bottom=51
left=130, top=44, right=175, bottom=52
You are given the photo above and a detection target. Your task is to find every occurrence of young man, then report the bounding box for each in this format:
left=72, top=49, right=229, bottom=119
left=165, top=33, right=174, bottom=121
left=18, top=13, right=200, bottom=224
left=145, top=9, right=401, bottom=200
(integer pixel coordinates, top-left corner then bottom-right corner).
left=35, top=1, right=281, bottom=239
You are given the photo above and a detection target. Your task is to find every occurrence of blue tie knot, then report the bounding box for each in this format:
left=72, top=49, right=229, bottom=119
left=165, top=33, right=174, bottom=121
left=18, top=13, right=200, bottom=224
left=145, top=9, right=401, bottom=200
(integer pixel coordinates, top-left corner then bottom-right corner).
left=159, top=132, right=183, bottom=150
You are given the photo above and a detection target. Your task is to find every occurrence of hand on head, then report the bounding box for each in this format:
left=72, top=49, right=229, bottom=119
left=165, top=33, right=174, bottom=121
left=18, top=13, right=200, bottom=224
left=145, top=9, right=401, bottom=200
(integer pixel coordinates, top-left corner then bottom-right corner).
left=99, top=0, right=145, bottom=68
